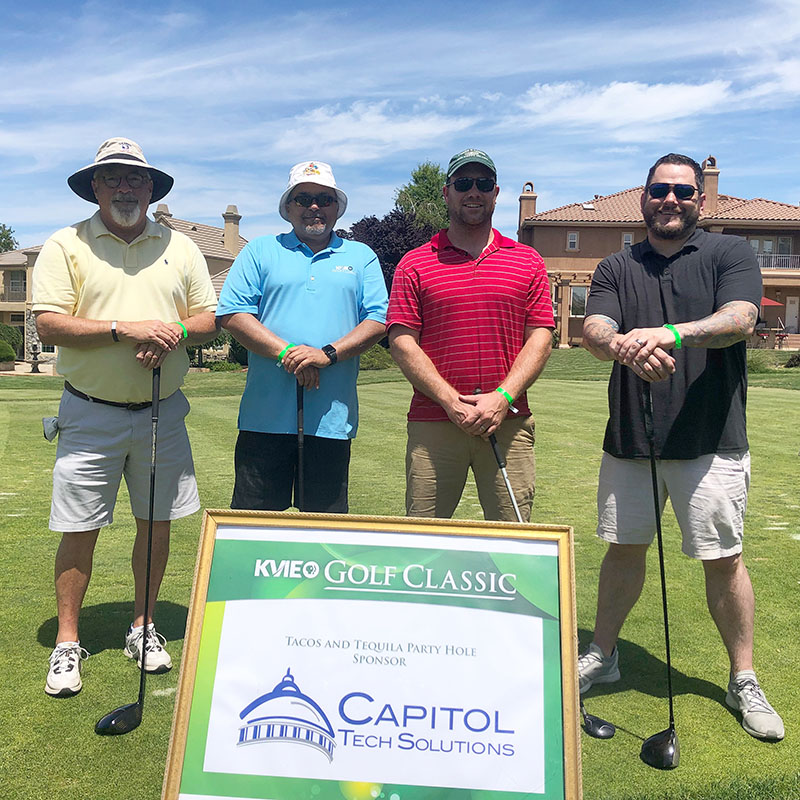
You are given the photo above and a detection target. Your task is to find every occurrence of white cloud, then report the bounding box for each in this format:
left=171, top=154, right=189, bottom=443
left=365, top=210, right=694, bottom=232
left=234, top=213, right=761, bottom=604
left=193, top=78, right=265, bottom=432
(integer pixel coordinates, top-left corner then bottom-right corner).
left=271, top=101, right=476, bottom=163
left=517, top=80, right=732, bottom=139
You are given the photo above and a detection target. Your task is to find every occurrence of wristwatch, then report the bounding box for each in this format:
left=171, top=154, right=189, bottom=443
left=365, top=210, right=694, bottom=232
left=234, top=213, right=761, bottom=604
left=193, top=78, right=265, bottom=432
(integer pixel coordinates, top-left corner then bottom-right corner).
left=322, top=344, right=338, bottom=364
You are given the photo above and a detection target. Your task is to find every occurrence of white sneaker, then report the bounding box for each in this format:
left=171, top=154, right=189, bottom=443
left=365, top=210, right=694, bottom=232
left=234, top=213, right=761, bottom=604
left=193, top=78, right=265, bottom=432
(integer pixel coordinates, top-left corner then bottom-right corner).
left=726, top=670, right=784, bottom=741
left=45, top=642, right=89, bottom=697
left=124, top=623, right=172, bottom=673
left=578, top=642, right=620, bottom=694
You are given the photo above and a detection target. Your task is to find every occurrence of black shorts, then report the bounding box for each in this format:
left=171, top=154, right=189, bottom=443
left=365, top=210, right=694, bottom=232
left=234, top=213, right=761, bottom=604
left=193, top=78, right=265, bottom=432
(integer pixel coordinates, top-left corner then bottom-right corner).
left=231, top=431, right=351, bottom=513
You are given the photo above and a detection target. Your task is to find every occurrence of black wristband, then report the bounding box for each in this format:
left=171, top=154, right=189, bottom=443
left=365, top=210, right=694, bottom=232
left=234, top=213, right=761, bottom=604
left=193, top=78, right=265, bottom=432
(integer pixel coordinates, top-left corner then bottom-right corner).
left=111, top=320, right=119, bottom=343
left=322, top=344, right=338, bottom=364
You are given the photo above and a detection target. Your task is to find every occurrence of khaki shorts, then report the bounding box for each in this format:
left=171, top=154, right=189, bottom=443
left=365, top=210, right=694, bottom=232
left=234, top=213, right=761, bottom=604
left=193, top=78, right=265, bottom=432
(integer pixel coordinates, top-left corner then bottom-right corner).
left=596, top=451, right=750, bottom=559
left=49, top=389, right=200, bottom=532
left=406, top=416, right=536, bottom=521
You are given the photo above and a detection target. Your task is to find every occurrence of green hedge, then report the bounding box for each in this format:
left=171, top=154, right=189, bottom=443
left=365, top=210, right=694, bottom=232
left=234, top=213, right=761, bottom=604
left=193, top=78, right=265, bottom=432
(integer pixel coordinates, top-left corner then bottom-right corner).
left=0, top=340, right=16, bottom=362
left=0, top=323, right=22, bottom=352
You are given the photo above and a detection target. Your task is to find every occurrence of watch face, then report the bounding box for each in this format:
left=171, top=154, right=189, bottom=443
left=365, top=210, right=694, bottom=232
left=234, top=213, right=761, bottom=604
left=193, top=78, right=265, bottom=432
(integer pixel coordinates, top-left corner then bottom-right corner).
left=322, top=344, right=337, bottom=363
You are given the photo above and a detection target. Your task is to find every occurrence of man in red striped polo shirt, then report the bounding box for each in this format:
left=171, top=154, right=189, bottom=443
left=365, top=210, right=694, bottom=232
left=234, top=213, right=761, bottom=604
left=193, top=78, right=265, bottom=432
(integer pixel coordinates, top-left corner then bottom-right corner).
left=387, top=149, right=555, bottom=521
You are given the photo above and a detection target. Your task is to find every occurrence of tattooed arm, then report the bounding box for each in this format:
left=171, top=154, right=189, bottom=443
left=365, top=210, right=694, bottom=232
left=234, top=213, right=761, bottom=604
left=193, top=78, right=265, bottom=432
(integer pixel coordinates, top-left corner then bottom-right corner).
left=614, top=300, right=758, bottom=361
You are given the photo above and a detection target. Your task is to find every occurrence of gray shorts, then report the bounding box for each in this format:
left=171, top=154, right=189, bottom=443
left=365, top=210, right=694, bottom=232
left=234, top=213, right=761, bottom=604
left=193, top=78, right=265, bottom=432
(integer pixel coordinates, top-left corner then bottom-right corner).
left=596, top=451, right=749, bottom=560
left=49, top=389, right=200, bottom=532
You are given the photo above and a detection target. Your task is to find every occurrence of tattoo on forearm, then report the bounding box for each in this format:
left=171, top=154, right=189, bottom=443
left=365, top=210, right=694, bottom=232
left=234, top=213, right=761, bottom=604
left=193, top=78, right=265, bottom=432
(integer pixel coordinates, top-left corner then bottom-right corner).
left=680, top=301, right=757, bottom=348
left=584, top=315, right=619, bottom=344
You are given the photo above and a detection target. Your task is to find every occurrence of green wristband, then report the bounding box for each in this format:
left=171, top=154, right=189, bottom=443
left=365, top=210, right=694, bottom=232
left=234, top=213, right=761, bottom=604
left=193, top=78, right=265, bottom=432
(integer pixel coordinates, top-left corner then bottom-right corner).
left=276, top=343, right=296, bottom=366
left=173, top=321, right=188, bottom=339
left=663, top=323, right=682, bottom=350
left=496, top=386, right=514, bottom=405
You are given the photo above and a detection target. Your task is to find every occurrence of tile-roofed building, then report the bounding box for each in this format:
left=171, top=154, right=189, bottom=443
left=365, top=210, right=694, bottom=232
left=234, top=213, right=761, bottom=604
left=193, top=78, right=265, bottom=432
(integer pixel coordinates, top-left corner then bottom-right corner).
left=517, top=158, right=800, bottom=347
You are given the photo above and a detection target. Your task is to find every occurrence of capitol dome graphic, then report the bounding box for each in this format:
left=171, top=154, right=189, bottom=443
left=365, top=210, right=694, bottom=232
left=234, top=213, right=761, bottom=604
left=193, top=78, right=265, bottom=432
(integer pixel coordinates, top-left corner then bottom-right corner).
left=238, top=668, right=336, bottom=761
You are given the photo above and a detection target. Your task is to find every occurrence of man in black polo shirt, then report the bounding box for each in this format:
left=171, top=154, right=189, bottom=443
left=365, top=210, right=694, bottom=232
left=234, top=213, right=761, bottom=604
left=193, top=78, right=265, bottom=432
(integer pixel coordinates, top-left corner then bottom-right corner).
left=577, top=153, right=783, bottom=741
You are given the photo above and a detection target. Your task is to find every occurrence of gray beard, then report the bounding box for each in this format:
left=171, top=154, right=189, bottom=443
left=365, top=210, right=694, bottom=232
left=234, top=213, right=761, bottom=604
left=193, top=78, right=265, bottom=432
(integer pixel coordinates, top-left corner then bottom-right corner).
left=109, top=200, right=143, bottom=229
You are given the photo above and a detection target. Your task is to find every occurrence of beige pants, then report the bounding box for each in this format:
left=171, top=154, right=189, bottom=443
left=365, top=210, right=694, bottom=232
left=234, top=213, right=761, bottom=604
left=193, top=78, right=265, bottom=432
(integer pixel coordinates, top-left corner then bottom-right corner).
left=405, top=417, right=536, bottom=521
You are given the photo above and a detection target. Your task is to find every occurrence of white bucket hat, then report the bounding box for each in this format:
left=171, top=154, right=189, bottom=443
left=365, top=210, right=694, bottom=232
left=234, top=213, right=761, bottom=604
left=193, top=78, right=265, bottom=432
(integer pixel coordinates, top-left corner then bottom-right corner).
left=278, top=161, right=348, bottom=222
left=68, top=137, right=174, bottom=204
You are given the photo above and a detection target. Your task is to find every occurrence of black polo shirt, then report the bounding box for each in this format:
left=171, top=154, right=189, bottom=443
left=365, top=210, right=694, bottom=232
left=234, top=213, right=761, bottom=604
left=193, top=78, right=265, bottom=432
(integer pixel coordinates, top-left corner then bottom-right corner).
left=586, top=228, right=762, bottom=460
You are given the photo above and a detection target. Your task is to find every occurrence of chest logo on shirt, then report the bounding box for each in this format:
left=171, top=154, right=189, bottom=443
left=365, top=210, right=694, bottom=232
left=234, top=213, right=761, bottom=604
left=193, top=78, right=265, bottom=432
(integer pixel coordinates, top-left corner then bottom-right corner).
left=332, top=265, right=354, bottom=272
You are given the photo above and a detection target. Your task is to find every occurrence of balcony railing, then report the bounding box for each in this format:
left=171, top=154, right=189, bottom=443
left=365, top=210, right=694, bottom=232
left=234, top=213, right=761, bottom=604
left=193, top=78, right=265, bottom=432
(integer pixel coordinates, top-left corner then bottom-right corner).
left=757, top=253, right=800, bottom=270
left=2, top=290, right=27, bottom=302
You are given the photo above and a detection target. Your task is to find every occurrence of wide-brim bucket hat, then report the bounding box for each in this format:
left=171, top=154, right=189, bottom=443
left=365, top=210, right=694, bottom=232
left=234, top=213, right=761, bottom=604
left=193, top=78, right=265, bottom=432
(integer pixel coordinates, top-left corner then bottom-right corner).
left=67, top=137, right=174, bottom=204
left=278, top=161, right=348, bottom=222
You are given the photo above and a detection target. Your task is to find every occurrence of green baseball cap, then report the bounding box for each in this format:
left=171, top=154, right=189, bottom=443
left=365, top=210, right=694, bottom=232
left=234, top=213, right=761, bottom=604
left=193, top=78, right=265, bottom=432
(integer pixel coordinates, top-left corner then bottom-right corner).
left=446, top=148, right=497, bottom=179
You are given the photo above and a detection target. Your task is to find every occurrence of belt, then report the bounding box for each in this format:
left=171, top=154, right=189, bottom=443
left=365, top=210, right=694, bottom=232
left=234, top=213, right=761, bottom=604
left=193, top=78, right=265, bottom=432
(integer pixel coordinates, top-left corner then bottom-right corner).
left=64, top=381, right=152, bottom=411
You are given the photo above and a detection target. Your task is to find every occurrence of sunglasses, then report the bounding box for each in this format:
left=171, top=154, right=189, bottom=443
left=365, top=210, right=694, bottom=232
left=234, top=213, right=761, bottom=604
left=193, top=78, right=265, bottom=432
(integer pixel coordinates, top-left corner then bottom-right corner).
left=647, top=183, right=697, bottom=201
left=290, top=193, right=338, bottom=208
left=99, top=172, right=150, bottom=189
left=446, top=177, right=496, bottom=193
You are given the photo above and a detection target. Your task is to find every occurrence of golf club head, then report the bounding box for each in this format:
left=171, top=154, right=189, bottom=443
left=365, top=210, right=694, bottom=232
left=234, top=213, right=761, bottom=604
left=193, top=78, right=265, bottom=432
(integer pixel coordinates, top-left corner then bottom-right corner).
left=640, top=726, right=680, bottom=769
left=581, top=705, right=616, bottom=739
left=95, top=702, right=142, bottom=736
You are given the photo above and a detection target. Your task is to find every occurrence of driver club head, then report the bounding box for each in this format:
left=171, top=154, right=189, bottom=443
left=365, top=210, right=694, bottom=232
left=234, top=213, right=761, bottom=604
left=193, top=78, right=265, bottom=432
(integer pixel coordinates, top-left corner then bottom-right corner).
left=640, top=725, right=680, bottom=769
left=581, top=703, right=616, bottom=739
left=95, top=702, right=143, bottom=736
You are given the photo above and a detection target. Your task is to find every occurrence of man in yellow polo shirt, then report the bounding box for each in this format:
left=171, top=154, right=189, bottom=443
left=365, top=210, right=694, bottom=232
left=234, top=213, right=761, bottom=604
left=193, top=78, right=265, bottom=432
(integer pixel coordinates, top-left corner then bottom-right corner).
left=32, top=137, right=218, bottom=697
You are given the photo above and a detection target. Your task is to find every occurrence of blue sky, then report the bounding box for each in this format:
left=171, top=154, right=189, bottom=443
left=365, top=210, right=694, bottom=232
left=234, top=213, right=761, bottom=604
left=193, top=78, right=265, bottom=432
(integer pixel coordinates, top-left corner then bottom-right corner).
left=3, top=0, right=800, bottom=249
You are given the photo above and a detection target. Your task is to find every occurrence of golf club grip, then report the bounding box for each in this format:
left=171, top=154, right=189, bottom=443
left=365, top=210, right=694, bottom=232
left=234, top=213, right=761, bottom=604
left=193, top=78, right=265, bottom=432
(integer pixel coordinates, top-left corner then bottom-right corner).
left=489, top=434, right=506, bottom=469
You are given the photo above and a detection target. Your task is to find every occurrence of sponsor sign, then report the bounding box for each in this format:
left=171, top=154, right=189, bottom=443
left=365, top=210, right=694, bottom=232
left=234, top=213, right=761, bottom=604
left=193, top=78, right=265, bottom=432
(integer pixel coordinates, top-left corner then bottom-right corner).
left=163, top=512, right=580, bottom=800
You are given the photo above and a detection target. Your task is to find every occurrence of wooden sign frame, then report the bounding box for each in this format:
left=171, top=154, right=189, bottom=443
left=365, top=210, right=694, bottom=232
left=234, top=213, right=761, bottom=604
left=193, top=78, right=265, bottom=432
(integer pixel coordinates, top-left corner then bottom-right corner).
left=163, top=510, right=581, bottom=800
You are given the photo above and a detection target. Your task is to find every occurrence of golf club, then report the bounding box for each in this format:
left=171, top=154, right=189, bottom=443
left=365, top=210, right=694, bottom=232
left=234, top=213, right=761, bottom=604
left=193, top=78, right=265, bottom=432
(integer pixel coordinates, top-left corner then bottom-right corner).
left=580, top=699, right=616, bottom=739
left=296, top=380, right=304, bottom=512
left=485, top=418, right=616, bottom=740
left=639, top=380, right=680, bottom=769
left=95, top=366, right=161, bottom=736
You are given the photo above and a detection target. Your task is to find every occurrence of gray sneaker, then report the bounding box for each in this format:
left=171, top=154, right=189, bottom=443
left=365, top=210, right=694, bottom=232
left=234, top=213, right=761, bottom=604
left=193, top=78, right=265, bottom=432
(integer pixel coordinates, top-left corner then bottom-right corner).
left=578, top=643, right=620, bottom=694
left=726, top=671, right=784, bottom=741
left=45, top=642, right=89, bottom=697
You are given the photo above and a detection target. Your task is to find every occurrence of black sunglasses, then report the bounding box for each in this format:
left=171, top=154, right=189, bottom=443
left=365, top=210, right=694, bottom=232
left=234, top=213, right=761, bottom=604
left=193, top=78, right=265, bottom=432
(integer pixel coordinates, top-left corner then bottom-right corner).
left=290, top=193, right=338, bottom=208
left=647, top=183, right=697, bottom=200
left=446, top=177, right=496, bottom=193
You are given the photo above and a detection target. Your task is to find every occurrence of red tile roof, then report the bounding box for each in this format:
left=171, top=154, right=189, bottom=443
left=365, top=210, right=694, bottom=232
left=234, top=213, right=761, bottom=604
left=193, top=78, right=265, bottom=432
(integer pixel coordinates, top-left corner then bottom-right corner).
left=526, top=190, right=800, bottom=224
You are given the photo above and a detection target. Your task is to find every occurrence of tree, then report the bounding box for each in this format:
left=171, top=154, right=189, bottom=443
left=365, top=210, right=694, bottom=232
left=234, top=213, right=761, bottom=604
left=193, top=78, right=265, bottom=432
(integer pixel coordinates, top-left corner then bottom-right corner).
left=0, top=224, right=18, bottom=253
left=339, top=208, right=436, bottom=291
left=394, top=162, right=448, bottom=231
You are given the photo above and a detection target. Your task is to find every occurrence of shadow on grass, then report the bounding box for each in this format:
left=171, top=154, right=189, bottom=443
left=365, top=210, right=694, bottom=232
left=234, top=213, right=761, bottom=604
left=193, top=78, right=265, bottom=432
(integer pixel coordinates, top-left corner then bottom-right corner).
left=578, top=627, right=737, bottom=730
left=37, top=601, right=188, bottom=654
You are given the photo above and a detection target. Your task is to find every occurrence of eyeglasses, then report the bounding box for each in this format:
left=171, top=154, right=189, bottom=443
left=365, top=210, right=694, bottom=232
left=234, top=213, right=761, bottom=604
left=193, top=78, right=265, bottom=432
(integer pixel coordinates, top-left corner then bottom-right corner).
left=647, top=183, right=697, bottom=201
left=446, top=177, right=496, bottom=193
left=290, top=193, right=338, bottom=208
left=98, top=172, right=150, bottom=189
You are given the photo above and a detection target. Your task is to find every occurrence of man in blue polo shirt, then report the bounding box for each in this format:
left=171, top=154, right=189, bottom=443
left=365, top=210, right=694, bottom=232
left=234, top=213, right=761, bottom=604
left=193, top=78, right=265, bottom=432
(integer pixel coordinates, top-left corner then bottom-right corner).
left=218, top=161, right=388, bottom=512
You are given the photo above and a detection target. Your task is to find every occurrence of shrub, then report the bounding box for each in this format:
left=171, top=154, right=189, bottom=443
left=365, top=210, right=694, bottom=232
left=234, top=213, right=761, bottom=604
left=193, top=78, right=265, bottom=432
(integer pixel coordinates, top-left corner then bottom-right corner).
left=0, top=323, right=22, bottom=352
left=208, top=360, right=243, bottom=372
left=360, top=342, right=395, bottom=370
left=228, top=338, right=249, bottom=366
left=784, top=353, right=800, bottom=368
left=0, top=340, right=17, bottom=362
left=747, top=349, right=776, bottom=374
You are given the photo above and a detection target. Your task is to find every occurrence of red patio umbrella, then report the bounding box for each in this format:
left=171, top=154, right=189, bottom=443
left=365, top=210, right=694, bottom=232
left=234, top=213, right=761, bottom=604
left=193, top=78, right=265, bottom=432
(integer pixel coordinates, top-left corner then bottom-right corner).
left=761, top=296, right=784, bottom=306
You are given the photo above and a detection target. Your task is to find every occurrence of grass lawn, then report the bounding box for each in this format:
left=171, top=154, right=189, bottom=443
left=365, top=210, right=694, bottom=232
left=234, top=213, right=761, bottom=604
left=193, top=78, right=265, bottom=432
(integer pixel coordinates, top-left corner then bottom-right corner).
left=1, top=348, right=799, bottom=799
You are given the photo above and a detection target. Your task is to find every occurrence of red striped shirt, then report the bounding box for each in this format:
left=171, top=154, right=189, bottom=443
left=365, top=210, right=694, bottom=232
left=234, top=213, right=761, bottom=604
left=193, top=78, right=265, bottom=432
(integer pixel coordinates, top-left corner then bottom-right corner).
left=387, top=229, right=554, bottom=421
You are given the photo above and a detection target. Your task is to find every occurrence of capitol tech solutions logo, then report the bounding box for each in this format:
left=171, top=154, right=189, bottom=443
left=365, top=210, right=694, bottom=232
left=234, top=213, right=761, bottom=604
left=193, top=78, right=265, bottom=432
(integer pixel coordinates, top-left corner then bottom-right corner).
left=237, top=668, right=336, bottom=762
